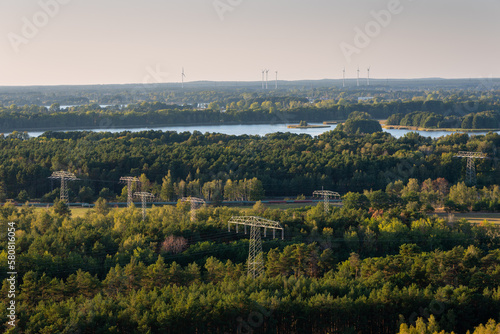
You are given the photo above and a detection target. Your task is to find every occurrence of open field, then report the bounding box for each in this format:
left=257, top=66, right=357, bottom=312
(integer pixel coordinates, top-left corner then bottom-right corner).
left=233, top=203, right=318, bottom=210
left=262, top=202, right=342, bottom=210
left=69, top=207, right=92, bottom=218
left=28, top=202, right=500, bottom=222
left=30, top=201, right=337, bottom=216
left=33, top=206, right=92, bottom=218
left=434, top=212, right=500, bottom=224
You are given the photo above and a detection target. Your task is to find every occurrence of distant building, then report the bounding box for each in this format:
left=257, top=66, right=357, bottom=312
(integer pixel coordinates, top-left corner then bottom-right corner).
left=358, top=97, right=374, bottom=102
left=197, top=103, right=210, bottom=110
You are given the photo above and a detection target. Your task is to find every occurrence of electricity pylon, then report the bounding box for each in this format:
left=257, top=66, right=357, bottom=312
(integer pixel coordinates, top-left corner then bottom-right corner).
left=454, top=151, right=488, bottom=186
left=313, top=189, right=341, bottom=213
left=120, top=176, right=140, bottom=207
left=181, top=197, right=206, bottom=221
left=48, top=171, right=78, bottom=203
left=134, top=192, right=154, bottom=220
left=228, top=216, right=284, bottom=278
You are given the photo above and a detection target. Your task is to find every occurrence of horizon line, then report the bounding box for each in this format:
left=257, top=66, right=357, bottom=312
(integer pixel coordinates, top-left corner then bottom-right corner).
left=0, top=77, right=498, bottom=88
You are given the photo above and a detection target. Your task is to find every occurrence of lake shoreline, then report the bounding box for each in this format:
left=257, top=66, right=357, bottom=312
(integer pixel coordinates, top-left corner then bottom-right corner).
left=3, top=121, right=499, bottom=140
left=382, top=124, right=500, bottom=132
left=287, top=125, right=331, bottom=129
left=1, top=120, right=313, bottom=134
left=6, top=119, right=499, bottom=135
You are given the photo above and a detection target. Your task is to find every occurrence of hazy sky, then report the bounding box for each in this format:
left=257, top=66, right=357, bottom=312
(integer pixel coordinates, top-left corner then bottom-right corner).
left=1, top=0, right=499, bottom=86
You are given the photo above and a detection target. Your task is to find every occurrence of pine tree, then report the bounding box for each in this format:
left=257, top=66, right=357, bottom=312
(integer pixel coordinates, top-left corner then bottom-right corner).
left=53, top=199, right=71, bottom=217
left=161, top=171, right=175, bottom=201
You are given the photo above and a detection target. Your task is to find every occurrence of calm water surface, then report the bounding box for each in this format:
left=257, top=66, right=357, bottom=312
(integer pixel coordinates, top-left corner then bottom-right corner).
left=23, top=123, right=500, bottom=139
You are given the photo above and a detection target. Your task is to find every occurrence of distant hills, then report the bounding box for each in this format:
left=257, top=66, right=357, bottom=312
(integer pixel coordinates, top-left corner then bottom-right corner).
left=1, top=77, right=500, bottom=91
left=1, top=78, right=499, bottom=108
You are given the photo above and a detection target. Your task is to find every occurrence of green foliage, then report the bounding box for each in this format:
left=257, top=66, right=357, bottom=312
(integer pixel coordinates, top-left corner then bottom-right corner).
left=340, top=118, right=383, bottom=135
left=16, top=190, right=29, bottom=202
left=448, top=182, right=477, bottom=210
left=160, top=171, right=175, bottom=201
left=470, top=320, right=500, bottom=334
left=339, top=111, right=382, bottom=134
left=388, top=110, right=500, bottom=130
left=0, top=99, right=500, bottom=332
left=78, top=186, right=93, bottom=203
left=0, top=129, right=499, bottom=201
left=0, top=197, right=499, bottom=333
left=342, top=192, right=369, bottom=210
left=398, top=315, right=443, bottom=334
left=52, top=199, right=71, bottom=217
left=98, top=187, right=114, bottom=200
left=399, top=318, right=500, bottom=334
left=0, top=95, right=499, bottom=133
left=387, top=113, right=404, bottom=125
left=347, top=110, right=372, bottom=120
left=364, top=189, right=391, bottom=209
left=94, top=197, right=109, bottom=215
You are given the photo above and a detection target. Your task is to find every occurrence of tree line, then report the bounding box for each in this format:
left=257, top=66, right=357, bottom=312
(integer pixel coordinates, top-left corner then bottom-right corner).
left=124, top=173, right=265, bottom=203
left=1, top=198, right=500, bottom=333
left=1, top=98, right=500, bottom=131
left=387, top=110, right=500, bottom=130
left=0, top=129, right=499, bottom=204
left=343, top=178, right=500, bottom=214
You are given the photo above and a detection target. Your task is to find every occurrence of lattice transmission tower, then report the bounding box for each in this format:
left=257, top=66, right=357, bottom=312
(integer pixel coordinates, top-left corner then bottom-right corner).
left=454, top=151, right=488, bottom=186
left=228, top=216, right=284, bottom=278
left=181, top=197, right=206, bottom=221
left=48, top=171, right=78, bottom=203
left=120, top=176, right=140, bottom=207
left=134, top=192, right=154, bottom=220
left=313, top=189, right=341, bottom=213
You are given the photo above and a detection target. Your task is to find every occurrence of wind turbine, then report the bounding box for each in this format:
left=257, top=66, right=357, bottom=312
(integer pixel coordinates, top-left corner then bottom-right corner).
left=265, top=69, right=269, bottom=89
left=367, top=66, right=371, bottom=86
left=275, top=71, right=278, bottom=89
left=181, top=68, right=186, bottom=89
left=357, top=67, right=360, bottom=87
left=342, top=67, right=346, bottom=88
left=261, top=70, right=265, bottom=89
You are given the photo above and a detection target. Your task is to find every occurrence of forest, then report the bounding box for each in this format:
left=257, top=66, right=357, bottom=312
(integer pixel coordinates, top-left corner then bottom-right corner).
left=1, top=188, right=500, bottom=333
left=3, top=2, right=500, bottom=330
left=386, top=110, right=500, bottom=130
left=1, top=96, right=500, bottom=132
left=1, top=78, right=499, bottom=107
left=0, top=125, right=499, bottom=204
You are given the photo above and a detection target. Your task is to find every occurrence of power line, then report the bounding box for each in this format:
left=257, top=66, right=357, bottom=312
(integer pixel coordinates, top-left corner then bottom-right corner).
left=120, top=176, right=140, bottom=207
left=228, top=216, right=284, bottom=278
left=48, top=171, right=78, bottom=203
left=313, top=189, right=341, bottom=213
left=454, top=151, right=489, bottom=186
left=134, top=192, right=155, bottom=220
left=181, top=197, right=206, bottom=221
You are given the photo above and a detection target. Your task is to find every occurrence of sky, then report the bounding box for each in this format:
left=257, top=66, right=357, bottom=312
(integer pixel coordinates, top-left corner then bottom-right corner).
left=0, top=0, right=499, bottom=86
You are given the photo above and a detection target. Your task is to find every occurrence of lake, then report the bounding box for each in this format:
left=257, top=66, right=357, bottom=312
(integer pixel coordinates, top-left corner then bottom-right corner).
left=44, top=104, right=122, bottom=109
left=20, top=123, right=500, bottom=139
